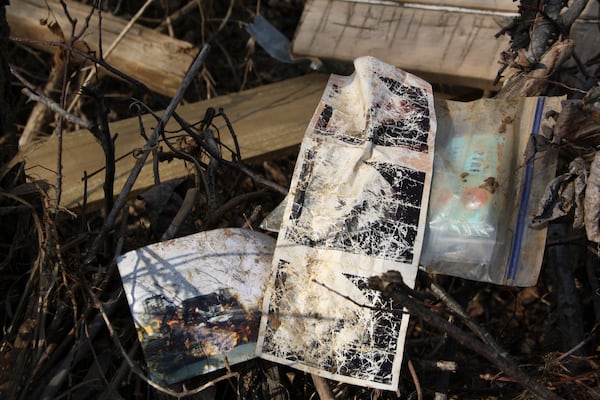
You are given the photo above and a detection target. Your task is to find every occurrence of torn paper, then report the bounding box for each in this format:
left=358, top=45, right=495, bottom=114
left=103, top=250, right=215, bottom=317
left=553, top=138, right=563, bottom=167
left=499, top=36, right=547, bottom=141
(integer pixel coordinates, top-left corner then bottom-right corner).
left=256, top=56, right=436, bottom=390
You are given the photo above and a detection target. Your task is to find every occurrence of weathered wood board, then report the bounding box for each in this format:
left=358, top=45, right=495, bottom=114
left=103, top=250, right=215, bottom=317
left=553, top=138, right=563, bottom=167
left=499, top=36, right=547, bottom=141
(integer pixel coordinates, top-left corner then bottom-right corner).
left=6, top=0, right=197, bottom=97
left=348, top=0, right=599, bottom=17
left=13, top=74, right=329, bottom=209
left=292, top=0, right=600, bottom=90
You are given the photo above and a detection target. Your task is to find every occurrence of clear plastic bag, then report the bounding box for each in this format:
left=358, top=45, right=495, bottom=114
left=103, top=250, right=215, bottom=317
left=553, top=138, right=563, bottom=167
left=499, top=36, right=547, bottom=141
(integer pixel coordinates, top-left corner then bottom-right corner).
left=420, top=97, right=562, bottom=286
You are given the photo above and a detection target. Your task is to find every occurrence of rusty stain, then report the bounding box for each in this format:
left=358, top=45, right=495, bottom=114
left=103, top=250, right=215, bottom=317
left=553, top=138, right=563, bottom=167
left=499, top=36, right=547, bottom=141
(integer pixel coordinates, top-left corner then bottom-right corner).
left=269, top=314, right=281, bottom=330
left=479, top=176, right=499, bottom=193
left=498, top=115, right=514, bottom=133
left=497, top=138, right=505, bottom=176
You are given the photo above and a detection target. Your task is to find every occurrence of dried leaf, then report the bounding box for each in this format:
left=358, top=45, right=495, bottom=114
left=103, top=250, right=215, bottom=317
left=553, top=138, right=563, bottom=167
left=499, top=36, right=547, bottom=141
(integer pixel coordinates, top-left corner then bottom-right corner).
left=39, top=15, right=65, bottom=41
left=584, top=151, right=600, bottom=242
left=554, top=99, right=600, bottom=147
left=467, top=298, right=485, bottom=318
left=531, top=172, right=574, bottom=228
left=531, top=157, right=588, bottom=229
left=572, top=158, right=588, bottom=229
left=583, top=85, right=600, bottom=124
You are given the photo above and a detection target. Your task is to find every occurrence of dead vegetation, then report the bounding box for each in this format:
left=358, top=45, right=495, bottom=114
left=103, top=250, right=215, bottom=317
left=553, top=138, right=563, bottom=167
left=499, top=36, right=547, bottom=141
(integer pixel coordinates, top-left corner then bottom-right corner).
left=0, top=1, right=599, bottom=399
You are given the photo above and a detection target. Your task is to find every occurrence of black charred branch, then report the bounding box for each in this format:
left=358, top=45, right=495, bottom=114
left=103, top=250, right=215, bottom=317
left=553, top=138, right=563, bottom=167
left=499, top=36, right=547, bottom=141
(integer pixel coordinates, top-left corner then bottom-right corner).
left=369, top=271, right=563, bottom=400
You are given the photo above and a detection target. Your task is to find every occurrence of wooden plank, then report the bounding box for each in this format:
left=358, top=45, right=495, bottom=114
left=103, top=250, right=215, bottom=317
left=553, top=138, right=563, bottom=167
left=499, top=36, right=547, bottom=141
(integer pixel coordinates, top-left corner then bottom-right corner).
left=13, top=74, right=329, bottom=209
left=349, top=0, right=599, bottom=19
left=292, top=0, right=600, bottom=90
left=350, top=0, right=518, bottom=14
left=292, top=0, right=512, bottom=90
left=6, top=0, right=197, bottom=97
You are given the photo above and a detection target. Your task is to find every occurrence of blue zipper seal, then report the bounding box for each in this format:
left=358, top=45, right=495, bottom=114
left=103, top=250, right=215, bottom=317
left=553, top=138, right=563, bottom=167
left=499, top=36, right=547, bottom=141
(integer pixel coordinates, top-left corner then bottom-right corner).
left=506, top=97, right=546, bottom=283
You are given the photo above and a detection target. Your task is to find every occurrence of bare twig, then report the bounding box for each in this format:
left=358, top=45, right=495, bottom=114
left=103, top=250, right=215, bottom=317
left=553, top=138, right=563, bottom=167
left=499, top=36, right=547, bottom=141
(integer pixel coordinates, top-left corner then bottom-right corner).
left=99, top=341, right=140, bottom=400
left=235, top=163, right=287, bottom=195
left=311, top=375, right=334, bottom=400
left=160, top=187, right=198, bottom=241
left=155, top=0, right=199, bottom=33
left=88, top=289, right=238, bottom=399
left=424, top=275, right=509, bottom=358
left=0, top=191, right=45, bottom=339
left=201, top=190, right=270, bottom=230
left=370, top=271, right=564, bottom=400
left=10, top=68, right=93, bottom=131
left=18, top=50, right=66, bottom=148
left=81, top=85, right=117, bottom=224
left=407, top=359, right=423, bottom=400
left=35, top=303, right=117, bottom=400
left=86, top=42, right=211, bottom=263
left=13, top=37, right=286, bottom=202
left=18, top=86, right=91, bottom=131
left=66, top=0, right=155, bottom=113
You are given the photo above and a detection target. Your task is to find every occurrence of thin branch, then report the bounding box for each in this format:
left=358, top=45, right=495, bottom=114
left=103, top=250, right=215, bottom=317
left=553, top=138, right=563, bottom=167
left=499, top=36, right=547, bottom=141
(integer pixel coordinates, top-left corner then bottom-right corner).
left=423, top=275, right=509, bottom=358
left=235, top=163, right=287, bottom=195
left=0, top=192, right=45, bottom=342
left=86, top=42, right=211, bottom=263
left=369, top=272, right=564, bottom=400
left=66, top=0, right=155, bottom=113
left=88, top=289, right=238, bottom=399
left=311, top=375, right=334, bottom=400
left=201, top=190, right=269, bottom=230
left=10, top=65, right=94, bottom=130
left=19, top=87, right=93, bottom=132
left=82, top=85, right=116, bottom=238
left=155, top=0, right=199, bottom=32
left=13, top=37, right=286, bottom=201
left=160, top=187, right=198, bottom=241
left=407, top=359, right=423, bottom=400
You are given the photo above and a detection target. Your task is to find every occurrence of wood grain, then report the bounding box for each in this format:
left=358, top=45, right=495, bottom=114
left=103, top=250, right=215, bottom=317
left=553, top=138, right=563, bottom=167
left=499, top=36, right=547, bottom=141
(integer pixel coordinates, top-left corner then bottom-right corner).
left=293, top=0, right=600, bottom=90
left=12, top=74, right=329, bottom=209
left=6, top=0, right=197, bottom=96
left=347, top=0, right=599, bottom=19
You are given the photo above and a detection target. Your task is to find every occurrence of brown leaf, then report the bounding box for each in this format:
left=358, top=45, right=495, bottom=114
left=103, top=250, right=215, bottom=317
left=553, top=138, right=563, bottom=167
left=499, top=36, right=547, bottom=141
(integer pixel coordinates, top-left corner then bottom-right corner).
left=467, top=298, right=485, bottom=318
left=39, top=15, right=65, bottom=41
left=583, top=85, right=600, bottom=124
left=584, top=151, right=600, bottom=242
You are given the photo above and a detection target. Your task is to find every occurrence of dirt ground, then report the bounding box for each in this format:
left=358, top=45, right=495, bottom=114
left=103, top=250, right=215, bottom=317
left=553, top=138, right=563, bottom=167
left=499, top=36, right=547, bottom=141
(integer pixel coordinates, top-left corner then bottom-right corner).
left=0, top=1, right=599, bottom=399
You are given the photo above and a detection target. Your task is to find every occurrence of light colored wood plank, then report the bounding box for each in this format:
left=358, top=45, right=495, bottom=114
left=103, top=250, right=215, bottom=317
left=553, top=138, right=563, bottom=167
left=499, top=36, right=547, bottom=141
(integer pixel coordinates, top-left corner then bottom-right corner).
left=293, top=0, right=600, bottom=90
left=293, top=0, right=512, bottom=89
left=14, top=74, right=329, bottom=209
left=350, top=0, right=518, bottom=14
left=349, top=0, right=599, bottom=19
left=6, top=0, right=197, bottom=97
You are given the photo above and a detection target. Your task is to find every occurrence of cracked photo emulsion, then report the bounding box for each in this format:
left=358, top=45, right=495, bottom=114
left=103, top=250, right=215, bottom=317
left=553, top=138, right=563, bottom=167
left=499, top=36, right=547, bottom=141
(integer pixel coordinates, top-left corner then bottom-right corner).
left=256, top=57, right=437, bottom=390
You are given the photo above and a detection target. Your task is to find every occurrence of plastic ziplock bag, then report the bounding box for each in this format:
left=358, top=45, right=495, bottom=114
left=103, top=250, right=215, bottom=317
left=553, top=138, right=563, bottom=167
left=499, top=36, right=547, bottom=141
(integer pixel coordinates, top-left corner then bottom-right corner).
left=420, top=97, right=562, bottom=286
